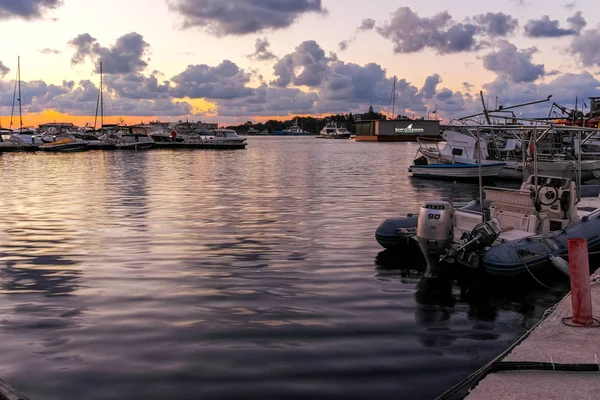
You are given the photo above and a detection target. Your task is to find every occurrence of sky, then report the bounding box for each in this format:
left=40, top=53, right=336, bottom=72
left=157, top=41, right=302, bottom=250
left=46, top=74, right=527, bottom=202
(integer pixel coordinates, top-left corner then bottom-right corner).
left=0, top=0, right=599, bottom=127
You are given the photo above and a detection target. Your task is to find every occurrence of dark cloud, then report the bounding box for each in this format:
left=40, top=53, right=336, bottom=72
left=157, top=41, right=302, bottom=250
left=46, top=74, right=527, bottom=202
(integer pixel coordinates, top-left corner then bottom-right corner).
left=170, top=60, right=255, bottom=99
left=0, top=77, right=190, bottom=117
left=216, top=84, right=318, bottom=117
left=168, top=0, right=326, bottom=36
left=473, top=12, right=519, bottom=36
left=0, top=61, right=9, bottom=77
left=272, top=40, right=331, bottom=87
left=483, top=72, right=600, bottom=115
left=482, top=41, right=545, bottom=83
left=421, top=74, right=441, bottom=99
left=68, top=32, right=150, bottom=74
left=376, top=7, right=480, bottom=54
left=546, top=70, right=561, bottom=76
left=462, top=82, right=474, bottom=92
left=567, top=11, right=586, bottom=33
left=570, top=29, right=600, bottom=67
left=40, top=48, right=61, bottom=55
left=104, top=72, right=171, bottom=100
left=0, top=0, right=62, bottom=20
left=524, top=15, right=580, bottom=38
left=248, top=38, right=277, bottom=61
left=359, top=18, right=376, bottom=31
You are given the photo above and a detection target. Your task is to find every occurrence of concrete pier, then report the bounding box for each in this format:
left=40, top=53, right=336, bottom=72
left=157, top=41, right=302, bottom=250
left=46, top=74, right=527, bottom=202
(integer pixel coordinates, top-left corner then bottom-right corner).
left=465, top=276, right=600, bottom=400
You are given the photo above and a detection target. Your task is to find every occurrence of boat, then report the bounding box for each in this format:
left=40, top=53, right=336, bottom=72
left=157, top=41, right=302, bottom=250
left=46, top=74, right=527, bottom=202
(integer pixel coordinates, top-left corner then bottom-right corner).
left=408, top=161, right=506, bottom=181
left=319, top=122, right=352, bottom=139
left=375, top=173, right=600, bottom=277
left=202, top=129, right=247, bottom=149
left=39, top=137, right=89, bottom=152
left=0, top=58, right=42, bottom=152
left=281, top=119, right=311, bottom=136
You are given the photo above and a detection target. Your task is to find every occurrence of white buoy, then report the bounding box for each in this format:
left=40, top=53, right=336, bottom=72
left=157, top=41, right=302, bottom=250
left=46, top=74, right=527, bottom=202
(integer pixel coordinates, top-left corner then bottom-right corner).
left=550, top=256, right=570, bottom=277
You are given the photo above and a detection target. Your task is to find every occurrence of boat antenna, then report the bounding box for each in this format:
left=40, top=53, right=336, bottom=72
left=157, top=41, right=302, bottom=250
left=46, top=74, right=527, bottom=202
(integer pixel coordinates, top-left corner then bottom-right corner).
left=18, top=56, right=22, bottom=131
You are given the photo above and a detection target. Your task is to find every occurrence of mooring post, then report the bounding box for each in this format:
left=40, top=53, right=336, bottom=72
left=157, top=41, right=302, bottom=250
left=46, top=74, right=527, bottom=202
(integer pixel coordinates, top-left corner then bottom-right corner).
left=567, top=238, right=593, bottom=326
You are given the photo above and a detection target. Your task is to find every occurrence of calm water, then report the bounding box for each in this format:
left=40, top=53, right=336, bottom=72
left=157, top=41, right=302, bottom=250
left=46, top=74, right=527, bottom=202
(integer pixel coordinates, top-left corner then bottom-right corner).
left=0, top=137, right=567, bottom=400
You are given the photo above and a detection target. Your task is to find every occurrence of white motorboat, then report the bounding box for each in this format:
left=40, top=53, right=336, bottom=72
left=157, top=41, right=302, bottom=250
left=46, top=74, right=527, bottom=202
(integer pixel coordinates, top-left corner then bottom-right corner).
left=409, top=161, right=506, bottom=180
left=203, top=129, right=247, bottom=148
left=319, top=123, right=352, bottom=139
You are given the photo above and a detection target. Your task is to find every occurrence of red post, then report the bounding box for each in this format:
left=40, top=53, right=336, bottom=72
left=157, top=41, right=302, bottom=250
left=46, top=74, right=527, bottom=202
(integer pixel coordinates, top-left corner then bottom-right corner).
left=567, top=238, right=593, bottom=326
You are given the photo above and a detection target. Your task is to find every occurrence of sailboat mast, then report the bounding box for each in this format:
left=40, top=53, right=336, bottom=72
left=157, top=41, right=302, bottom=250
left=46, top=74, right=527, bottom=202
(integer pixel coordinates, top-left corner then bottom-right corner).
left=100, top=61, right=104, bottom=129
left=18, top=56, right=23, bottom=131
left=392, top=76, right=396, bottom=120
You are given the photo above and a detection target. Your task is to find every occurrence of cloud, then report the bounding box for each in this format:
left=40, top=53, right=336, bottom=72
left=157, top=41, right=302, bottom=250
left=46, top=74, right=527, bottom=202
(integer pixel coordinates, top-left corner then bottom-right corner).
left=338, top=18, right=377, bottom=51
left=0, top=0, right=62, bottom=20
left=483, top=72, right=600, bottom=115
left=68, top=32, right=150, bottom=74
left=216, top=84, right=319, bottom=117
left=359, top=18, right=376, bottom=31
left=272, top=40, right=332, bottom=87
left=567, top=11, right=586, bottom=33
left=523, top=14, right=583, bottom=38
left=376, top=7, right=481, bottom=54
left=564, top=2, right=577, bottom=10
left=570, top=28, right=600, bottom=67
left=0, top=61, right=9, bottom=77
left=40, top=48, right=61, bottom=55
left=168, top=0, right=326, bottom=36
left=104, top=72, right=171, bottom=100
left=248, top=38, right=277, bottom=61
left=482, top=41, right=545, bottom=83
left=473, top=12, right=519, bottom=36
left=421, top=74, right=441, bottom=99
left=463, top=82, right=474, bottom=91
left=170, top=60, right=255, bottom=99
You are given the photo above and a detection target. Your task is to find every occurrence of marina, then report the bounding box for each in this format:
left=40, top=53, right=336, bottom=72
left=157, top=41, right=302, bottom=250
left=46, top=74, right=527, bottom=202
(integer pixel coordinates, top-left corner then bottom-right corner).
left=1, top=1, right=600, bottom=397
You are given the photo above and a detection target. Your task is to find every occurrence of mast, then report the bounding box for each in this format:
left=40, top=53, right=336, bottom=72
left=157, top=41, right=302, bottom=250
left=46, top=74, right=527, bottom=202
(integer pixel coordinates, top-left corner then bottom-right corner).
left=18, top=56, right=22, bottom=131
left=392, top=76, right=396, bottom=120
left=10, top=63, right=17, bottom=129
left=100, top=61, right=104, bottom=129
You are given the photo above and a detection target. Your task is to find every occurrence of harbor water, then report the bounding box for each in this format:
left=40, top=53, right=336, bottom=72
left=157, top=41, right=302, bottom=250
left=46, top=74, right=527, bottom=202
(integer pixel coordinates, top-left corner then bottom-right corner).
left=0, top=137, right=568, bottom=399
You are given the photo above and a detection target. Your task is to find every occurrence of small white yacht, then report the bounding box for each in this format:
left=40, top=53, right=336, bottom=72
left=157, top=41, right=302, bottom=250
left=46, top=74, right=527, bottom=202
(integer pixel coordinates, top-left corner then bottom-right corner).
left=204, top=129, right=247, bottom=148
left=319, top=123, right=352, bottom=139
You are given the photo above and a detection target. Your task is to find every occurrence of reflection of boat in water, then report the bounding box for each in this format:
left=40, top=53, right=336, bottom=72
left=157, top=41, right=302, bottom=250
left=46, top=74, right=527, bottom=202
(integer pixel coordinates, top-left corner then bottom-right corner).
left=376, top=174, right=600, bottom=277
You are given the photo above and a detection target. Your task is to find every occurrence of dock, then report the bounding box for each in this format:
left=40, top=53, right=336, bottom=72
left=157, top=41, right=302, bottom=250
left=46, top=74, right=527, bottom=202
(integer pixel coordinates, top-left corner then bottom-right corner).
left=462, top=275, right=600, bottom=400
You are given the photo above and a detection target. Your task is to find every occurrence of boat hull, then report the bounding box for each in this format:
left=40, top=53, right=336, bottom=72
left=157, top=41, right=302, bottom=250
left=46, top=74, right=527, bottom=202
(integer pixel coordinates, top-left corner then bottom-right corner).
left=409, top=163, right=505, bottom=181
left=39, top=143, right=89, bottom=152
left=115, top=142, right=154, bottom=150
left=375, top=217, right=419, bottom=249
left=482, top=212, right=600, bottom=276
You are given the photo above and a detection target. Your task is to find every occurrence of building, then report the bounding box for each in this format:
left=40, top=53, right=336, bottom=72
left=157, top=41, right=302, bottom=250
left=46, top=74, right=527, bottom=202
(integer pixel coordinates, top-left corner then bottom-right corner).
left=354, top=118, right=442, bottom=142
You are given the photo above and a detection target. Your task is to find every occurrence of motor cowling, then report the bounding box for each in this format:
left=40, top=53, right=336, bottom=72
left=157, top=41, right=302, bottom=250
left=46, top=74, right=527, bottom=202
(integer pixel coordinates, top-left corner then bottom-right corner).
left=416, top=201, right=454, bottom=278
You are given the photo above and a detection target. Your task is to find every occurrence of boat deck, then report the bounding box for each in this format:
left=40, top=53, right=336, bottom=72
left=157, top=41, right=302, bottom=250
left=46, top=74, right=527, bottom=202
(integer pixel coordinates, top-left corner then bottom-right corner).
left=465, top=278, right=600, bottom=400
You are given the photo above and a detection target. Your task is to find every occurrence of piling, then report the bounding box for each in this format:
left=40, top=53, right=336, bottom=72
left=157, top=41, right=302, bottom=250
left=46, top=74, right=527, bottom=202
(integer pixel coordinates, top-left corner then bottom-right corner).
left=567, top=238, right=593, bottom=326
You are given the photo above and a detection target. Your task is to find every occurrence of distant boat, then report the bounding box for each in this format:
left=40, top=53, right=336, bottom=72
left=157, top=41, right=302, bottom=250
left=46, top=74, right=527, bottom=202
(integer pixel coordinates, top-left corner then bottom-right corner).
left=274, top=119, right=312, bottom=135
left=203, top=129, right=247, bottom=148
left=319, top=122, right=352, bottom=139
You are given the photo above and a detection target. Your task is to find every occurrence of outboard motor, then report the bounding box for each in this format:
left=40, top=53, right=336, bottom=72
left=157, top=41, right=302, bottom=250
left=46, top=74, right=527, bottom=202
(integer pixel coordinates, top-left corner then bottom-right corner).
left=444, top=219, right=501, bottom=269
left=416, top=201, right=454, bottom=278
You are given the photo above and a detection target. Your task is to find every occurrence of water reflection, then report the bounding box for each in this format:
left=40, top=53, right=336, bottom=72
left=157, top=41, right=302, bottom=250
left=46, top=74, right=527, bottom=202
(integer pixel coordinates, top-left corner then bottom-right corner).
left=0, top=140, right=570, bottom=400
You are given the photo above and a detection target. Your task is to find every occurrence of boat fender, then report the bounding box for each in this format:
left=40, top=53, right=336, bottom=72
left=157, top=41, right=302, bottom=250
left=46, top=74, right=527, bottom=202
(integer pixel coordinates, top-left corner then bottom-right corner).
left=550, top=256, right=570, bottom=277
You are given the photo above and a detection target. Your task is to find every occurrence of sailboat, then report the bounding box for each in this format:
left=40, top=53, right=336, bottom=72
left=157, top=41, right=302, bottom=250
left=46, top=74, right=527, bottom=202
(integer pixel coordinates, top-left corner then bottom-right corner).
left=0, top=56, right=45, bottom=151
left=95, top=61, right=153, bottom=150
